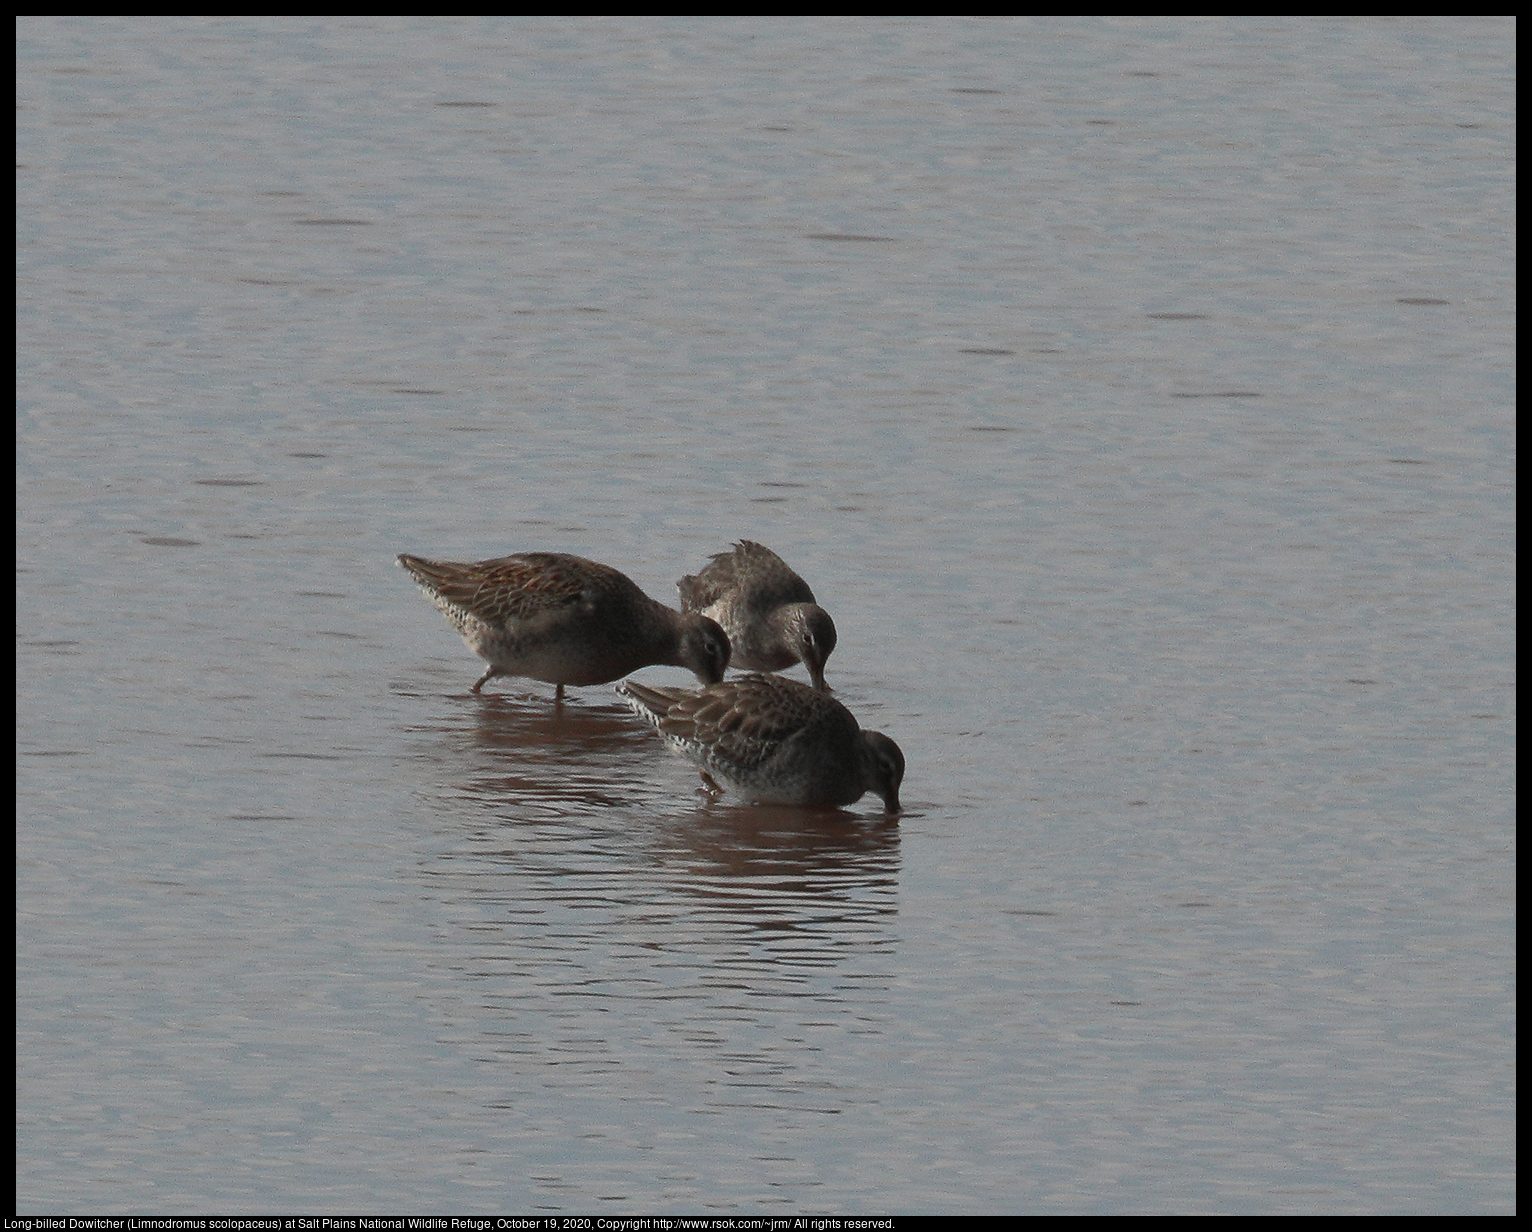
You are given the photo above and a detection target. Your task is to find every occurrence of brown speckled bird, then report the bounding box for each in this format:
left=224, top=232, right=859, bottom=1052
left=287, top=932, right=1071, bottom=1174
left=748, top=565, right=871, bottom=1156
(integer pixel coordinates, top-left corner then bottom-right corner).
left=677, top=540, right=837, bottom=691
left=618, top=673, right=903, bottom=813
left=398, top=551, right=730, bottom=698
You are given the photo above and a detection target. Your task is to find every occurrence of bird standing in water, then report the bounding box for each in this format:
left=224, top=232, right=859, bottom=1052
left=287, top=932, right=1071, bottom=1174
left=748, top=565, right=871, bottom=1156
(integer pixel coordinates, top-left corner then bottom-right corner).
left=677, top=540, right=837, bottom=691
left=398, top=551, right=730, bottom=699
left=619, top=673, right=903, bottom=813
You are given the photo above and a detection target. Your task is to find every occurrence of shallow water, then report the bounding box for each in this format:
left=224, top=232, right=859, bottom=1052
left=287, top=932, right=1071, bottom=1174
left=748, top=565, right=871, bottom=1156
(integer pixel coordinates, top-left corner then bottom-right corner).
left=17, top=16, right=1514, bottom=1213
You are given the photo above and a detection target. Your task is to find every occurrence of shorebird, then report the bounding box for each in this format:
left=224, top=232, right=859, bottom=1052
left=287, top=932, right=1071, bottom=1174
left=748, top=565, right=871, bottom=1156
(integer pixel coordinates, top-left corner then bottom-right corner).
left=397, top=551, right=730, bottom=699
left=677, top=540, right=837, bottom=691
left=618, top=673, right=903, bottom=813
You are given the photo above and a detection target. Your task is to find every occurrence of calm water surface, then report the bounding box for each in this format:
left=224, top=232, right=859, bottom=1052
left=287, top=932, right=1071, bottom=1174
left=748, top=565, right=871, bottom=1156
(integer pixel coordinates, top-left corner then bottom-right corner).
left=17, top=17, right=1514, bottom=1213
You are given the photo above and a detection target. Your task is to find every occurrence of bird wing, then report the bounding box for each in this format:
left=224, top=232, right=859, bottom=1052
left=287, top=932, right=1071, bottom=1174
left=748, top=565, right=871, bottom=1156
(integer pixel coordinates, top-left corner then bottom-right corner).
left=677, top=540, right=815, bottom=611
left=401, top=553, right=625, bottom=628
left=655, top=675, right=840, bottom=769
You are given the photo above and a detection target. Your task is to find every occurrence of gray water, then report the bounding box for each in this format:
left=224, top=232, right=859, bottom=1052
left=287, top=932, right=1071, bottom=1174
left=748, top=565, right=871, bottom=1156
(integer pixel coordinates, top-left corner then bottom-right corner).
left=16, top=16, right=1514, bottom=1214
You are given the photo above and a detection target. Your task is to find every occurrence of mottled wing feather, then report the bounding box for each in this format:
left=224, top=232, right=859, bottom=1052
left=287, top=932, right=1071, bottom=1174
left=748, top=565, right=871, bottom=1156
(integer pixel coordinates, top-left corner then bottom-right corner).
left=618, top=680, right=695, bottom=718
left=678, top=540, right=816, bottom=612
left=675, top=556, right=736, bottom=612
left=402, top=553, right=625, bottom=628
left=636, top=675, right=839, bottom=771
